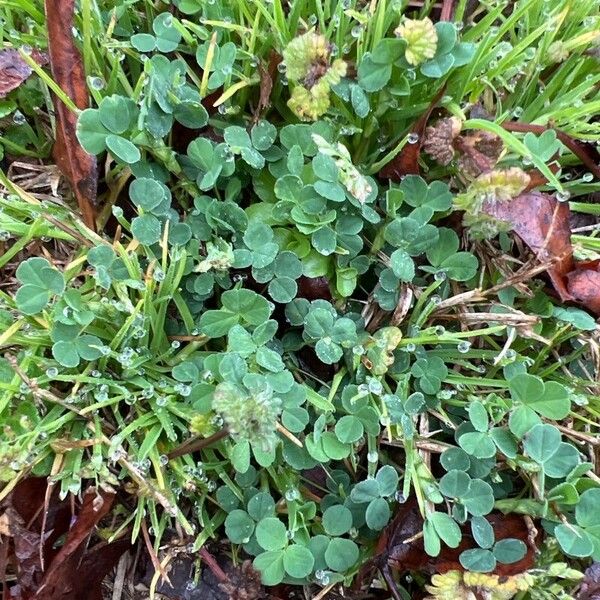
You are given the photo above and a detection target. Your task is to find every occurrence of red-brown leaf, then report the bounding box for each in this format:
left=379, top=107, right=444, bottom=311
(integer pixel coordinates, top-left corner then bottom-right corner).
left=483, top=192, right=574, bottom=301
left=34, top=487, right=118, bottom=600
left=379, top=86, right=446, bottom=181
left=45, top=0, right=97, bottom=231
left=0, top=48, right=48, bottom=98
left=567, top=266, right=600, bottom=315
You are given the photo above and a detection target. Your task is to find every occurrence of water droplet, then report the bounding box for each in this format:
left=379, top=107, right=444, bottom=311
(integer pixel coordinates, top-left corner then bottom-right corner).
left=351, top=25, right=363, bottom=38
left=153, top=268, right=165, bottom=282
left=582, top=172, right=593, bottom=182
left=367, top=450, right=378, bottom=463
left=12, top=111, right=26, bottom=125
left=457, top=341, right=471, bottom=353
left=308, top=14, right=318, bottom=25
left=21, top=44, right=32, bottom=55
left=407, top=133, right=419, bottom=144
left=405, top=343, right=416, bottom=352
left=46, top=367, right=59, bottom=378
left=435, top=325, right=445, bottom=336
left=88, top=76, right=105, bottom=90
left=395, top=491, right=406, bottom=502
left=557, top=190, right=571, bottom=202
left=171, top=340, right=181, bottom=349
left=159, top=454, right=169, bottom=466
left=156, top=395, right=168, bottom=407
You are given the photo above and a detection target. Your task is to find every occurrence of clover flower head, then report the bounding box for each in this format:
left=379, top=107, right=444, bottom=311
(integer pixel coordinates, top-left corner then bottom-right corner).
left=395, top=17, right=438, bottom=66
left=283, top=31, right=347, bottom=121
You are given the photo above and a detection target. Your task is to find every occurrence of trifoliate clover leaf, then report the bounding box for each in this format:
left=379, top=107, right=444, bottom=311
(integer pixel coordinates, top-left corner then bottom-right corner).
left=357, top=53, right=392, bottom=92
left=509, top=374, right=571, bottom=419
left=400, top=176, right=453, bottom=210
left=152, top=13, right=181, bottom=52
left=384, top=217, right=439, bottom=254
left=424, top=228, right=478, bottom=281
left=200, top=289, right=272, bottom=337
left=15, top=258, right=65, bottom=315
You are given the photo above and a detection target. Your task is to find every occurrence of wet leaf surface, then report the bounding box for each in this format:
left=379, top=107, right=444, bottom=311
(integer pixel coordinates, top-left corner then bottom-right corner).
left=45, top=0, right=97, bottom=230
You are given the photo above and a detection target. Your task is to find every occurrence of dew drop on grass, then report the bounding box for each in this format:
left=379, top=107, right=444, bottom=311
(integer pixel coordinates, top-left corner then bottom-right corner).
left=88, top=76, right=105, bottom=90
left=435, top=325, right=445, bottom=336
left=12, top=111, right=26, bottom=125
left=395, top=491, right=406, bottom=502
left=457, top=341, right=471, bottom=353
left=308, top=14, right=318, bottom=25
left=557, top=190, right=571, bottom=202
left=405, top=343, right=416, bottom=352
left=46, top=367, right=59, bottom=378
left=407, top=132, right=419, bottom=144
left=351, top=25, right=363, bottom=38
left=583, top=172, right=594, bottom=182
left=367, top=450, right=378, bottom=463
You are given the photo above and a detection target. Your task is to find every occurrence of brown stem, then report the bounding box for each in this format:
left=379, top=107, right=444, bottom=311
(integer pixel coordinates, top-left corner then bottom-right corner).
left=199, top=548, right=229, bottom=584
left=167, top=428, right=229, bottom=460
left=440, top=0, right=455, bottom=21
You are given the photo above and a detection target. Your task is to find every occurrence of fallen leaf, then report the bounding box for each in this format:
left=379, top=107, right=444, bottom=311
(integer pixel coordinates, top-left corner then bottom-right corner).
left=579, top=563, right=600, bottom=600
left=483, top=192, right=574, bottom=301
left=0, top=48, right=48, bottom=98
left=567, top=266, right=600, bottom=315
left=45, top=0, right=97, bottom=231
left=379, top=85, right=446, bottom=180
left=34, top=487, right=116, bottom=599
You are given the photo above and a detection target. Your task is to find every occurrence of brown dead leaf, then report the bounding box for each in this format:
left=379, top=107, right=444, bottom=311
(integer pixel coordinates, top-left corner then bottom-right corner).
left=379, top=85, right=446, bottom=180
left=579, top=563, right=600, bottom=600
left=34, top=487, right=116, bottom=599
left=45, top=0, right=97, bottom=231
left=483, top=192, right=574, bottom=301
left=567, top=267, right=600, bottom=315
left=0, top=48, right=48, bottom=98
